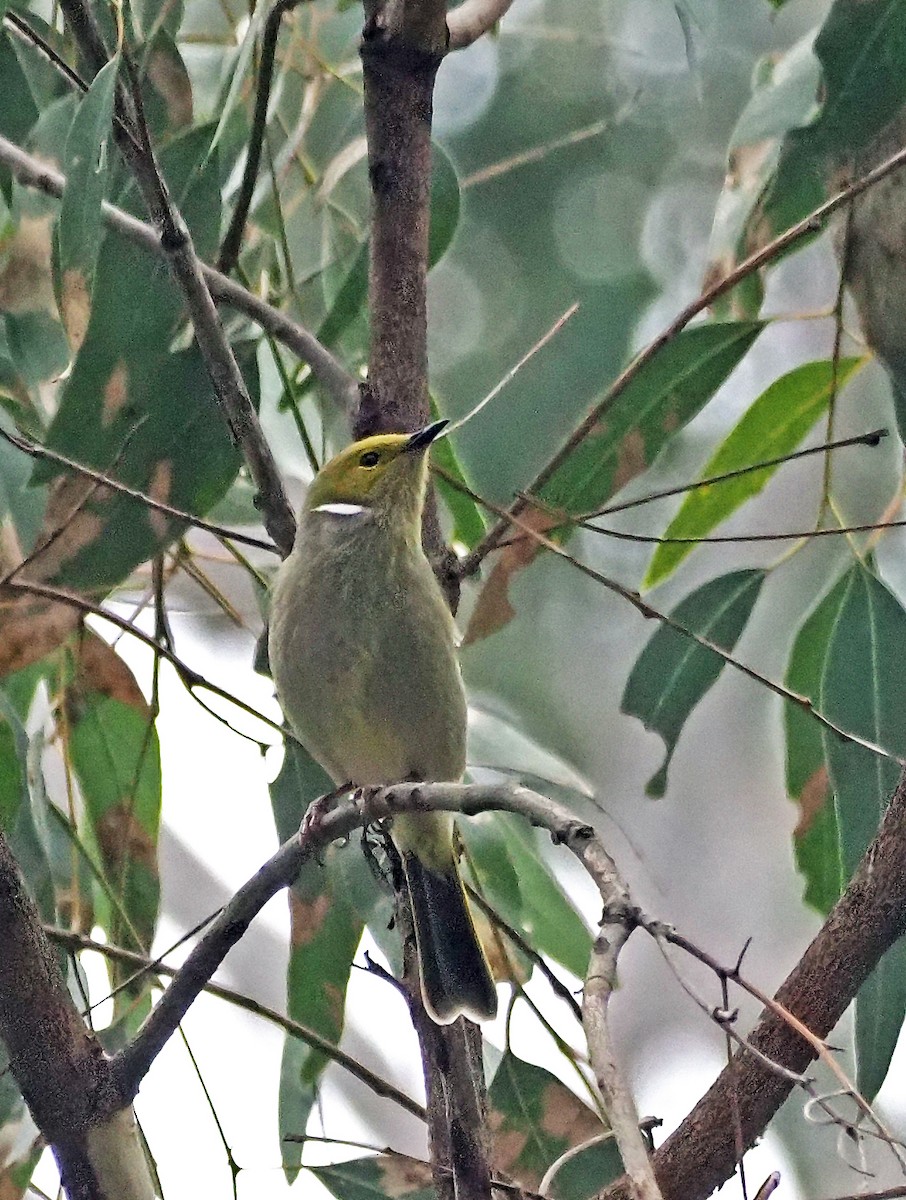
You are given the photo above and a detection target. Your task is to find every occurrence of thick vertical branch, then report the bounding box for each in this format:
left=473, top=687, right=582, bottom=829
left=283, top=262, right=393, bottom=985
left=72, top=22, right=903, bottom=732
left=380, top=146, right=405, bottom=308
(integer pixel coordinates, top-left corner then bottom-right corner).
left=359, top=4, right=488, bottom=1195
left=358, top=17, right=444, bottom=437
left=0, top=834, right=147, bottom=1200
left=358, top=9, right=458, bottom=596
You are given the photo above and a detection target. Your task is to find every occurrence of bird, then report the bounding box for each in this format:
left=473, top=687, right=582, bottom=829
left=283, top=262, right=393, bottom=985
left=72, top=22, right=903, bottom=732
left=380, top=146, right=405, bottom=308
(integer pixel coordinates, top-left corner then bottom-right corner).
left=268, top=419, right=498, bottom=1025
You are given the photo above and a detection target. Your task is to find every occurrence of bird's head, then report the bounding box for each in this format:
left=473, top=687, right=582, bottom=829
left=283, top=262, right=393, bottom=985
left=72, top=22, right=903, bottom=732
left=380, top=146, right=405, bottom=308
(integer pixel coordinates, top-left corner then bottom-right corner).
left=304, top=420, right=447, bottom=525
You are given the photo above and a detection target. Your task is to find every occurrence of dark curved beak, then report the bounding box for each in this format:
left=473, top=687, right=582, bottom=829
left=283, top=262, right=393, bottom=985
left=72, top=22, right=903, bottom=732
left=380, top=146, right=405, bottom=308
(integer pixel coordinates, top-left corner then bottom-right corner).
left=405, top=419, right=448, bottom=453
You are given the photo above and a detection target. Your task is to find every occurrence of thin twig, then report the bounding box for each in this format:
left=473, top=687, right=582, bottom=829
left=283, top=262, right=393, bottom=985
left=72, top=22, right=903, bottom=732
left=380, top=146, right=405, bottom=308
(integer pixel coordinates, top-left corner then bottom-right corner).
left=445, top=302, right=579, bottom=436
left=468, top=490, right=906, bottom=768
left=0, top=424, right=277, bottom=554
left=464, top=883, right=584, bottom=1023
left=218, top=0, right=308, bottom=273
left=579, top=514, right=906, bottom=547
left=446, top=0, right=517, bottom=49
left=43, top=925, right=426, bottom=1121
left=655, top=925, right=906, bottom=1172
left=1, top=577, right=290, bottom=743
left=577, top=428, right=886, bottom=522
left=456, top=136, right=906, bottom=577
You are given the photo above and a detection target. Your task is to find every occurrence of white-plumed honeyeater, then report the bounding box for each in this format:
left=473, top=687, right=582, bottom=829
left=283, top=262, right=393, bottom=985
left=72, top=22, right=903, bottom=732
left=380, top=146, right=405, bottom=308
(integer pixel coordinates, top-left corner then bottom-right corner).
left=268, top=420, right=498, bottom=1025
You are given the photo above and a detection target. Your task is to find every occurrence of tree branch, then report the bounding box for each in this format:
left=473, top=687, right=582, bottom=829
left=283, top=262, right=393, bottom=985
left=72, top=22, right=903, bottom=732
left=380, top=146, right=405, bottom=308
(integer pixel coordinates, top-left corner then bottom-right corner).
left=600, top=767, right=906, bottom=1200
left=0, top=131, right=358, bottom=414
left=0, top=834, right=146, bottom=1199
left=456, top=135, right=906, bottom=578
left=109, top=782, right=643, bottom=1185
left=446, top=0, right=516, bottom=50
left=217, top=0, right=308, bottom=274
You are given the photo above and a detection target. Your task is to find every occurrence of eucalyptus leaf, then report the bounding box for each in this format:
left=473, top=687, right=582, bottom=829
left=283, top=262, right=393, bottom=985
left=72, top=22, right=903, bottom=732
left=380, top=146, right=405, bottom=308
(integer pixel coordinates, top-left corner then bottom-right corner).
left=758, top=0, right=906, bottom=240
left=622, top=569, right=766, bottom=797
left=540, top=322, right=764, bottom=517
left=271, top=744, right=361, bottom=1176
left=57, top=56, right=118, bottom=345
left=784, top=574, right=850, bottom=915
left=487, top=1051, right=606, bottom=1190
left=643, top=357, right=866, bottom=588
left=821, top=562, right=906, bottom=1099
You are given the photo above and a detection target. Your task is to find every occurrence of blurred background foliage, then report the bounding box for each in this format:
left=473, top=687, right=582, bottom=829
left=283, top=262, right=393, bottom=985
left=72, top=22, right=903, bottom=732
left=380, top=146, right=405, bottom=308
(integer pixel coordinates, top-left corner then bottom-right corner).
left=2, top=0, right=906, bottom=1195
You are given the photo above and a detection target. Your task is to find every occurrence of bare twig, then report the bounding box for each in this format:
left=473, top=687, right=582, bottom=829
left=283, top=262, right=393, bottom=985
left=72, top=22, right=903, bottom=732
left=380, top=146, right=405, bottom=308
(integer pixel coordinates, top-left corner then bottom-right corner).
left=445, top=302, right=579, bottom=436
left=456, top=138, right=906, bottom=578
left=600, top=768, right=906, bottom=1200
left=1, top=578, right=289, bottom=743
left=465, top=883, right=584, bottom=1022
left=447, top=0, right=517, bottom=50
left=43, top=925, right=426, bottom=1121
left=468, top=492, right=906, bottom=767
left=0, top=425, right=277, bottom=554
left=0, top=129, right=357, bottom=413
left=218, top=0, right=308, bottom=273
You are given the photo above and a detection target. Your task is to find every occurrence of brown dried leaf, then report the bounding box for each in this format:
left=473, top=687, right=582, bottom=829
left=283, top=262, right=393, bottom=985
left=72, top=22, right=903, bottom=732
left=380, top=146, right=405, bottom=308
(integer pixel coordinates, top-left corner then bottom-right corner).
left=95, top=803, right=156, bottom=873
left=290, top=889, right=332, bottom=948
left=60, top=268, right=92, bottom=354
left=0, top=216, right=55, bottom=315
left=376, top=1155, right=433, bottom=1197
left=463, top=508, right=558, bottom=645
left=145, top=40, right=194, bottom=131
left=73, top=630, right=149, bottom=714
left=0, top=591, right=80, bottom=677
left=794, top=764, right=830, bottom=838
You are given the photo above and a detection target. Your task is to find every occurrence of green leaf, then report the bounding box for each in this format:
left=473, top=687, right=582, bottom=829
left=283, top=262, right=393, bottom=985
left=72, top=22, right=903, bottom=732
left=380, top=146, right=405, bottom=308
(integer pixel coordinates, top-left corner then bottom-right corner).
left=0, top=687, right=55, bottom=922
left=468, top=703, right=594, bottom=798
left=540, top=322, right=764, bottom=517
left=271, top=745, right=362, bottom=1176
left=316, top=145, right=459, bottom=351
left=429, top=406, right=487, bottom=549
left=704, top=32, right=820, bottom=320
left=317, top=238, right=368, bottom=349
left=759, top=0, right=906, bottom=240
left=622, top=569, right=766, bottom=797
left=462, top=812, right=592, bottom=980
left=311, top=1156, right=435, bottom=1200
left=543, top=1134, right=624, bottom=1200
left=140, top=30, right=194, bottom=138
left=0, top=33, right=39, bottom=203
left=68, top=693, right=161, bottom=968
left=429, top=144, right=460, bottom=267
left=4, top=311, right=70, bottom=387
left=784, top=573, right=850, bottom=915
left=57, top=57, right=119, bottom=345
left=643, top=356, right=866, bottom=588
left=0, top=412, right=44, bottom=553
left=821, top=562, right=906, bottom=1099
left=35, top=146, right=254, bottom=590
left=488, top=1051, right=607, bottom=1190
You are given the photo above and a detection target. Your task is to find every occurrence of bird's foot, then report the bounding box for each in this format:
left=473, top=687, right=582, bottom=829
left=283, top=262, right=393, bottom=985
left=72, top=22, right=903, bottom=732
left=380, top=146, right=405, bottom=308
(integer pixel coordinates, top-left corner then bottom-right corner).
left=299, top=781, right=352, bottom=843
left=356, top=785, right=384, bottom=824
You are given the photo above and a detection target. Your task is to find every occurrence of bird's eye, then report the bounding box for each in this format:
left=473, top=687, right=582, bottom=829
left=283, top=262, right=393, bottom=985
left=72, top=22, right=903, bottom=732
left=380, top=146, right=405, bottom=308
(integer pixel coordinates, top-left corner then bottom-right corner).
left=359, top=450, right=381, bottom=468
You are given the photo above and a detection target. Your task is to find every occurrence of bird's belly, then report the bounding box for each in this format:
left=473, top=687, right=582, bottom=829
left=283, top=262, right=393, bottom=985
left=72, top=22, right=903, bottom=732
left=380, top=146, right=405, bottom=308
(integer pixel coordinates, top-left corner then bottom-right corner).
left=270, top=568, right=465, bottom=786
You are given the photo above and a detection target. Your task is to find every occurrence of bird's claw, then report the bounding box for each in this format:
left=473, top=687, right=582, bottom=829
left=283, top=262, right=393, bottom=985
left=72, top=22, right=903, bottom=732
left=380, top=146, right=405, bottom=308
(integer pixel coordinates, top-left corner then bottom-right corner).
left=299, top=781, right=352, bottom=842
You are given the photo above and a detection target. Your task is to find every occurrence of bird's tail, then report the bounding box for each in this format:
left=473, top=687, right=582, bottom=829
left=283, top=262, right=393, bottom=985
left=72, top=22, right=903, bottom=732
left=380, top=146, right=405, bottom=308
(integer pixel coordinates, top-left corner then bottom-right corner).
left=401, top=850, right=498, bottom=1026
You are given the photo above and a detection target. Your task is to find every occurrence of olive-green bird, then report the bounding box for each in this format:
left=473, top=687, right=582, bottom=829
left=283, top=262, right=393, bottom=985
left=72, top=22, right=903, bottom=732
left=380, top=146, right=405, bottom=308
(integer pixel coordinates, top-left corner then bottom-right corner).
left=268, top=420, right=498, bottom=1025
